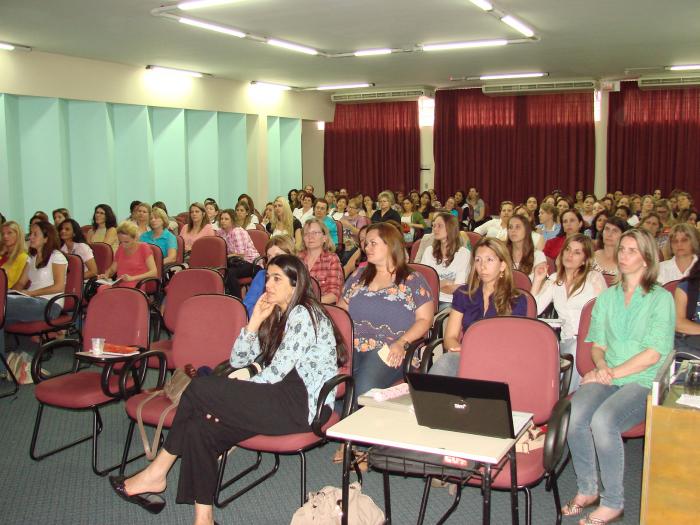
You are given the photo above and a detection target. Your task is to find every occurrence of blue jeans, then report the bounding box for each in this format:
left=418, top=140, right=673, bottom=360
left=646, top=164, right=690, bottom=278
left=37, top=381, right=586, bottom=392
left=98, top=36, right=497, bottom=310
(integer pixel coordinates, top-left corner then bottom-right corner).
left=1, top=295, right=62, bottom=366
left=353, top=348, right=404, bottom=400
left=429, top=351, right=460, bottom=377
left=560, top=337, right=581, bottom=393
left=567, top=382, right=649, bottom=510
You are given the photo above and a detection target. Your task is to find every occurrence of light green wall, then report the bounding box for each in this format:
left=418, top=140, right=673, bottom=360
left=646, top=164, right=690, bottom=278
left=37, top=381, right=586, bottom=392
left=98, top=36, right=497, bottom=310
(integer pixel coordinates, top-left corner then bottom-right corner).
left=266, top=116, right=302, bottom=202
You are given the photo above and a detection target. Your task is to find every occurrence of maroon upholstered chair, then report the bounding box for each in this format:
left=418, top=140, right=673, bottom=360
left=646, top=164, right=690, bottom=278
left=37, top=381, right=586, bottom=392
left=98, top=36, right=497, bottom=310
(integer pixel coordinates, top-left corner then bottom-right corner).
left=408, top=262, right=440, bottom=313
left=310, top=277, right=321, bottom=300
left=546, top=256, right=557, bottom=276
left=30, top=287, right=150, bottom=475
left=409, top=240, right=421, bottom=262
left=149, top=268, right=225, bottom=369
left=0, top=269, right=19, bottom=398
left=213, top=305, right=355, bottom=509
left=89, top=242, right=113, bottom=275
left=603, top=273, right=617, bottom=287
left=575, top=298, right=645, bottom=439
left=118, top=294, right=248, bottom=475
left=663, top=279, right=680, bottom=295
left=513, top=269, right=532, bottom=292
left=517, top=288, right=538, bottom=318
left=189, top=236, right=227, bottom=273
left=466, top=231, right=482, bottom=248
left=334, top=219, right=344, bottom=253
left=175, top=235, right=185, bottom=265
left=236, top=229, right=268, bottom=292
left=5, top=253, right=84, bottom=343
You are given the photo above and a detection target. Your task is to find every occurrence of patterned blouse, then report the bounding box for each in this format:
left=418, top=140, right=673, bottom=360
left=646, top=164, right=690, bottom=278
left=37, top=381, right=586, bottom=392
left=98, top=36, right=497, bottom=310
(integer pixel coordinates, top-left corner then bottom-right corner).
left=216, top=227, right=260, bottom=264
left=299, top=250, right=344, bottom=300
left=342, top=267, right=433, bottom=353
left=230, top=305, right=338, bottom=423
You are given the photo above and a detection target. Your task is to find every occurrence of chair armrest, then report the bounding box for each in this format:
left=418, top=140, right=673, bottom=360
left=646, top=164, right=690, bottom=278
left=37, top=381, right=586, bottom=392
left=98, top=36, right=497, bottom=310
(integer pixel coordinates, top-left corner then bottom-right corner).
left=44, top=292, right=81, bottom=327
left=418, top=338, right=444, bottom=374
left=432, top=309, right=451, bottom=340
left=30, top=338, right=82, bottom=384
left=163, top=263, right=186, bottom=286
left=136, top=277, right=162, bottom=296
left=117, top=349, right=167, bottom=399
left=559, top=353, right=574, bottom=399
left=542, top=397, right=571, bottom=473
left=401, top=338, right=428, bottom=378
left=311, top=374, right=354, bottom=438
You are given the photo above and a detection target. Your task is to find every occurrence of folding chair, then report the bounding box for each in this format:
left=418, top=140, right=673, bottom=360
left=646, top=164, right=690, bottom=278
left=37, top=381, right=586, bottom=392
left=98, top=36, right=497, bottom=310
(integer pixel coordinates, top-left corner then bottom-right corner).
left=0, top=269, right=19, bottom=398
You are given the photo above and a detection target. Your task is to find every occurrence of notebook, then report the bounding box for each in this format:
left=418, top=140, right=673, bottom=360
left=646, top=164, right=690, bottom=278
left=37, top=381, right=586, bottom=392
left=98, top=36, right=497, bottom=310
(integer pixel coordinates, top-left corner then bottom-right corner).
left=406, top=372, right=515, bottom=439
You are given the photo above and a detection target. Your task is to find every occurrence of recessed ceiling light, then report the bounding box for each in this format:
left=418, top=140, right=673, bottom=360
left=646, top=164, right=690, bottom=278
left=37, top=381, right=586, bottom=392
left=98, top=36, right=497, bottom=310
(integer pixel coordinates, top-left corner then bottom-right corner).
left=316, top=83, right=373, bottom=90
left=178, top=0, right=242, bottom=11
left=267, top=39, right=318, bottom=56
left=146, top=65, right=204, bottom=78
left=469, top=0, right=494, bottom=11
left=422, top=39, right=508, bottom=52
left=480, top=72, right=548, bottom=80
left=666, top=64, right=700, bottom=71
left=354, top=49, right=392, bottom=57
left=500, top=15, right=535, bottom=38
left=250, top=81, right=292, bottom=91
left=179, top=17, right=245, bottom=38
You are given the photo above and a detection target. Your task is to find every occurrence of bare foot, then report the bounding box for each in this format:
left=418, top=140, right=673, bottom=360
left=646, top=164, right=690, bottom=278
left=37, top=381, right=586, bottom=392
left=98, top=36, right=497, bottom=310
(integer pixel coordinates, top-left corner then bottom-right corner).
left=123, top=469, right=167, bottom=496
left=579, top=505, right=623, bottom=525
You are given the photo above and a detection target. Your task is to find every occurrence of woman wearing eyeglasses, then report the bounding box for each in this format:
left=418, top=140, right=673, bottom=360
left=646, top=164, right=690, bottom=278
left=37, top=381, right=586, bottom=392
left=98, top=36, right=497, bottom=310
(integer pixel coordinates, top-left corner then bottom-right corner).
left=298, top=218, right=344, bottom=305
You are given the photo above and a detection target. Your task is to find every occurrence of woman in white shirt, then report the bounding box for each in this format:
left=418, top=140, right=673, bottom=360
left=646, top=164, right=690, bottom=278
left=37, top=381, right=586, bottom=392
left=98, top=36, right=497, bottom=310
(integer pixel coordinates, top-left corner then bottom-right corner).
left=531, top=234, right=607, bottom=392
left=292, top=191, right=315, bottom=225
left=657, top=223, right=699, bottom=284
left=506, top=215, right=547, bottom=281
left=1, top=220, right=68, bottom=365
left=59, top=218, right=98, bottom=279
left=474, top=200, right=513, bottom=239
left=420, top=213, right=470, bottom=310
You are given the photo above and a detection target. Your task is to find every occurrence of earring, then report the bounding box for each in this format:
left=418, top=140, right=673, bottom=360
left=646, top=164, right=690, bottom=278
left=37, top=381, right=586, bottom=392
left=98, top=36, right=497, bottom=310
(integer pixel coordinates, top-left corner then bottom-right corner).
left=499, top=271, right=505, bottom=279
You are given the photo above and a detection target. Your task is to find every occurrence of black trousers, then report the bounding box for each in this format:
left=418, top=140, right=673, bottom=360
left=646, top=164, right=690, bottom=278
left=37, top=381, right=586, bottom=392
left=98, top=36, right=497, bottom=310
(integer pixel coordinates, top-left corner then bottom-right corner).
left=224, top=260, right=256, bottom=298
left=163, top=371, right=311, bottom=505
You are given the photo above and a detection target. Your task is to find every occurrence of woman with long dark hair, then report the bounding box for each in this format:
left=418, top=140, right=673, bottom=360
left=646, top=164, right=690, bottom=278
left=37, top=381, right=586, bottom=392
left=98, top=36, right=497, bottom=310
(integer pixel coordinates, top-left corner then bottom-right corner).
left=506, top=215, right=546, bottom=280
left=86, top=204, right=119, bottom=251
left=543, top=209, right=585, bottom=260
left=59, top=218, right=98, bottom=279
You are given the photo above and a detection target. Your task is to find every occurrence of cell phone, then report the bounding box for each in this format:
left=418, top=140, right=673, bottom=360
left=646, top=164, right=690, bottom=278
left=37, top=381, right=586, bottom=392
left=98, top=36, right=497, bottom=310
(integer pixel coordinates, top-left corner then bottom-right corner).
left=377, top=343, right=392, bottom=366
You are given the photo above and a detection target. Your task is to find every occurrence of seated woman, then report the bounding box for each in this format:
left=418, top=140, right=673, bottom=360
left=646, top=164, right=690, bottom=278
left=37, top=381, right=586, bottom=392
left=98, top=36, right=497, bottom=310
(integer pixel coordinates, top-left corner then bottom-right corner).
left=343, top=224, right=369, bottom=278
left=400, top=197, right=426, bottom=243
left=59, top=218, right=98, bottom=279
left=204, top=201, right=220, bottom=231
left=506, top=215, right=547, bottom=281
left=86, top=204, right=119, bottom=252
left=179, top=202, right=215, bottom=252
left=338, top=198, right=369, bottom=267
left=260, top=202, right=274, bottom=229
left=673, top=259, right=700, bottom=358
left=267, top=197, right=303, bottom=250
left=52, top=208, right=70, bottom=229
left=216, top=208, right=260, bottom=298
left=474, top=200, right=514, bottom=239
left=237, top=194, right=261, bottom=226
left=536, top=203, right=561, bottom=241
left=419, top=213, right=470, bottom=311
left=298, top=218, right=344, bottom=305
left=531, top=234, right=607, bottom=392
left=292, top=191, right=315, bottom=225
left=1, top=221, right=67, bottom=366
left=132, top=202, right=152, bottom=236
left=657, top=223, right=698, bottom=284
left=233, top=200, right=257, bottom=231
left=430, top=238, right=527, bottom=377
left=139, top=208, right=177, bottom=264
left=563, top=229, right=674, bottom=524
left=331, top=195, right=348, bottom=221
left=243, top=235, right=296, bottom=317
left=590, top=210, right=609, bottom=250
left=371, top=191, right=401, bottom=224
left=110, top=254, right=344, bottom=524
left=339, top=222, right=434, bottom=397
left=152, top=201, right=180, bottom=234
left=544, top=209, right=586, bottom=260
left=593, top=217, right=628, bottom=278
left=0, top=221, right=29, bottom=288
left=97, top=222, right=157, bottom=288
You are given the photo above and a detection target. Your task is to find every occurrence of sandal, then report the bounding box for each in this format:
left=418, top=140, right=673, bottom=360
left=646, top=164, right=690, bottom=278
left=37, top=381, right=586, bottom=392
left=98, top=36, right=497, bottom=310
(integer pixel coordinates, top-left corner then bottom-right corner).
left=562, top=496, right=599, bottom=517
left=579, top=511, right=624, bottom=525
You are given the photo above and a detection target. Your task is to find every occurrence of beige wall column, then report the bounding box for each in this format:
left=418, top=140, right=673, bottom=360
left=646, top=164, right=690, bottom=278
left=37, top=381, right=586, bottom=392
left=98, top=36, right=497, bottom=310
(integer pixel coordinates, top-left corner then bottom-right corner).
left=302, top=120, right=325, bottom=194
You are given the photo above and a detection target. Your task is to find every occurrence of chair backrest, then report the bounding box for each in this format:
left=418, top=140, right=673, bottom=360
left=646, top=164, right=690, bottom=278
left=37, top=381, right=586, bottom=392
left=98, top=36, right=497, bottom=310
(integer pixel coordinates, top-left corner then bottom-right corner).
left=189, top=236, right=227, bottom=269
left=175, top=235, right=185, bottom=264
left=89, top=242, right=113, bottom=275
left=170, top=294, right=248, bottom=369
left=546, top=256, right=557, bottom=276
left=576, top=298, right=597, bottom=377
left=324, top=304, right=354, bottom=398
left=62, top=253, right=85, bottom=314
left=81, top=224, right=92, bottom=237
left=162, top=268, right=225, bottom=332
left=512, top=269, right=532, bottom=292
left=137, top=243, right=163, bottom=296
left=247, top=228, right=270, bottom=258
left=334, top=220, right=344, bottom=247
left=409, top=240, right=421, bottom=262
left=603, top=273, right=617, bottom=287
left=408, top=263, right=440, bottom=312
left=0, top=268, right=6, bottom=328
left=466, top=231, right=482, bottom=248
left=458, top=317, right=560, bottom=425
left=663, top=279, right=680, bottom=295
left=517, top=288, right=537, bottom=318
left=311, top=277, right=321, bottom=299
left=83, top=287, right=150, bottom=350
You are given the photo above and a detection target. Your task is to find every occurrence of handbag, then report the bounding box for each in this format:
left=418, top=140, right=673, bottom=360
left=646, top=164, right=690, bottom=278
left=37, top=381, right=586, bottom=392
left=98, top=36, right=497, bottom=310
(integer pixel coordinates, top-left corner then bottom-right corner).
left=290, top=482, right=384, bottom=525
left=136, top=366, right=195, bottom=460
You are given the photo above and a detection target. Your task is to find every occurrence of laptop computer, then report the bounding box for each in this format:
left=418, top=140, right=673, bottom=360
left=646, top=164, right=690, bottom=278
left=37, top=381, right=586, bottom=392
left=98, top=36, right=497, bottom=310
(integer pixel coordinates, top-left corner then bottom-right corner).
left=406, top=372, right=515, bottom=439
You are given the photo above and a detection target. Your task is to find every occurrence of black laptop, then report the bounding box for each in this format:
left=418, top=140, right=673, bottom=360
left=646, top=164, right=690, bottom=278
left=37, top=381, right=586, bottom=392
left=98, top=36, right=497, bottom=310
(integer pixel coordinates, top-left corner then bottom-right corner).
left=406, top=373, right=515, bottom=439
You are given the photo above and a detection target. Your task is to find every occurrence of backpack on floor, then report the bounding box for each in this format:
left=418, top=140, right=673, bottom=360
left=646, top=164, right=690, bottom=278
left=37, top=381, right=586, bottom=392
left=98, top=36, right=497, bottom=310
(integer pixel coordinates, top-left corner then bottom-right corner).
left=290, top=482, right=384, bottom=525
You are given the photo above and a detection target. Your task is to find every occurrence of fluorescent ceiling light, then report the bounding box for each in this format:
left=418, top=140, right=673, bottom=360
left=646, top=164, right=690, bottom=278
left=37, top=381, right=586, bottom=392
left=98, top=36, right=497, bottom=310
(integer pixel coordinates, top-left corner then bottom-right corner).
left=178, top=0, right=241, bottom=11
left=179, top=17, right=245, bottom=38
left=469, top=0, right=493, bottom=11
left=500, top=15, right=535, bottom=37
left=316, top=83, right=373, bottom=91
left=666, top=64, right=700, bottom=71
left=267, top=39, right=318, bottom=55
left=480, top=72, right=547, bottom=80
left=354, top=48, right=392, bottom=57
left=422, top=39, right=507, bottom=52
left=250, top=81, right=291, bottom=91
left=0, top=42, right=15, bottom=51
left=146, top=65, right=204, bottom=78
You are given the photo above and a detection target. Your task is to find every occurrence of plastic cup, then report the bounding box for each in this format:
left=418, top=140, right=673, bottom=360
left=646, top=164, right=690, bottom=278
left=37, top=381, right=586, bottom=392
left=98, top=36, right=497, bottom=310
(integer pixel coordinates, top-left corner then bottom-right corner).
left=92, top=337, right=105, bottom=355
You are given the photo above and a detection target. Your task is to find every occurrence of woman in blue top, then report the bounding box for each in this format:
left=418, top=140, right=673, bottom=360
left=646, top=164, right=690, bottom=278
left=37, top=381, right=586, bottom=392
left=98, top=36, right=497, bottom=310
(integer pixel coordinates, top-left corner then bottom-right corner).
left=242, top=234, right=296, bottom=317
left=430, top=237, right=528, bottom=376
left=139, top=208, right=177, bottom=264
left=563, top=229, right=674, bottom=524
left=110, top=255, right=345, bottom=524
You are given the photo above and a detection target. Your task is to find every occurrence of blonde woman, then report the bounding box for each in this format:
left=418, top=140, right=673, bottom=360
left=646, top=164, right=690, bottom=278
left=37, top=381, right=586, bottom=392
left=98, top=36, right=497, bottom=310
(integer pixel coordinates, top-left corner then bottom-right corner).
left=267, top=197, right=303, bottom=249
left=0, top=221, right=29, bottom=288
left=179, top=202, right=215, bottom=252
left=97, top=221, right=157, bottom=288
left=131, top=202, right=152, bottom=236
left=299, top=218, right=344, bottom=304
left=657, top=223, right=699, bottom=284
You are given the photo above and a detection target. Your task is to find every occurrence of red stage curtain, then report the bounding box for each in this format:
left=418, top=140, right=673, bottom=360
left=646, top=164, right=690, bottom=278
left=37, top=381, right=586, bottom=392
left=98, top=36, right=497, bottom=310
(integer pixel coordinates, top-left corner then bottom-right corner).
left=607, top=81, right=700, bottom=199
left=434, top=89, right=594, bottom=208
left=324, top=101, right=420, bottom=197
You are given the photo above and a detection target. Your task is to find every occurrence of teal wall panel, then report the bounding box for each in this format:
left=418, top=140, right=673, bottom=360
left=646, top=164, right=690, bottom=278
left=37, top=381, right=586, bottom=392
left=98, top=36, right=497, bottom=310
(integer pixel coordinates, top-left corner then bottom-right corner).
left=279, top=117, right=302, bottom=198
left=150, top=107, right=186, bottom=213
left=186, top=110, right=219, bottom=203
left=266, top=116, right=281, bottom=200
left=217, top=112, right=247, bottom=205
left=0, top=95, right=22, bottom=221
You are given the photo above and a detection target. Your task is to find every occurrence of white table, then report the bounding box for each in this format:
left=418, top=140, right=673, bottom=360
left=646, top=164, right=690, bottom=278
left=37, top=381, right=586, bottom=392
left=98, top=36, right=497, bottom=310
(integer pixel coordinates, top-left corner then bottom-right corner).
left=327, top=406, right=533, bottom=525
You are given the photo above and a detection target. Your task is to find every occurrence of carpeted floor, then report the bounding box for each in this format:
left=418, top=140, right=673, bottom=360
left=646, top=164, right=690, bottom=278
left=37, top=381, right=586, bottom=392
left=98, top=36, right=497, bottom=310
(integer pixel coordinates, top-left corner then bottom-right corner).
left=0, top=360, right=644, bottom=524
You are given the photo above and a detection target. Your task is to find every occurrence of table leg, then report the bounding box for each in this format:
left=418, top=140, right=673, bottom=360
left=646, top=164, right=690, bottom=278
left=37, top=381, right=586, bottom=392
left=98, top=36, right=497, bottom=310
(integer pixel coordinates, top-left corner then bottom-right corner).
left=482, top=464, right=492, bottom=525
left=341, top=440, right=351, bottom=525
left=508, top=448, right=519, bottom=525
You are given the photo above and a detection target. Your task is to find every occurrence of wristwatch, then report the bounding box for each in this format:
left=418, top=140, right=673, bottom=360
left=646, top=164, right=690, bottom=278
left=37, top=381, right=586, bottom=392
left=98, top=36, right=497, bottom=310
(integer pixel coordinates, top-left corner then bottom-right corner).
left=400, top=339, right=411, bottom=351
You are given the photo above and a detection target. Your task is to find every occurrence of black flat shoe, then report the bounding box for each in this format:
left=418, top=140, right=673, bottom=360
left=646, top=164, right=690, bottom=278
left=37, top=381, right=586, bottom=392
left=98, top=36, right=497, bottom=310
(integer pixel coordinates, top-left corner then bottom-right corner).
left=109, top=476, right=166, bottom=514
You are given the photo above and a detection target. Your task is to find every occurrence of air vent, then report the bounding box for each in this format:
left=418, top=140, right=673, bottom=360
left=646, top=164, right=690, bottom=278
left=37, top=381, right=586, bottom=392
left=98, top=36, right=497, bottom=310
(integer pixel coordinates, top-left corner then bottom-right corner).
left=331, top=87, right=434, bottom=102
left=482, top=80, right=596, bottom=95
left=638, top=75, right=700, bottom=89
